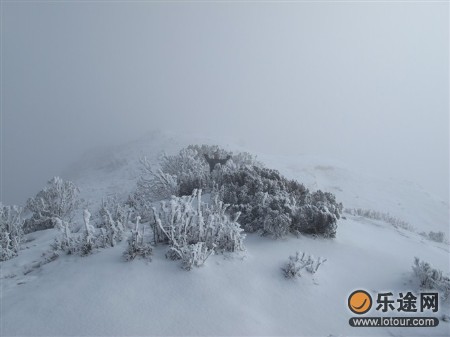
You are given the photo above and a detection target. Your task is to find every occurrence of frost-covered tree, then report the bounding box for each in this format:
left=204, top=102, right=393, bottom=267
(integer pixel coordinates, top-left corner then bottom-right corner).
left=0, top=203, right=24, bottom=261
left=25, top=177, right=80, bottom=233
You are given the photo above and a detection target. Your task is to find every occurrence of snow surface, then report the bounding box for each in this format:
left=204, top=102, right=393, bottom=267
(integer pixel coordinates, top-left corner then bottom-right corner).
left=1, top=130, right=449, bottom=336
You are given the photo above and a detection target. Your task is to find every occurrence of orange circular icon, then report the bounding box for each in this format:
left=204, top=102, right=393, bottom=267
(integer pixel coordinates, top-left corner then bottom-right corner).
left=348, top=290, right=372, bottom=314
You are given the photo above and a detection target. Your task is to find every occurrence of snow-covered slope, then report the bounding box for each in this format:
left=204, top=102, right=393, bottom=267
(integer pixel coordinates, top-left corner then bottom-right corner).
left=2, top=219, right=449, bottom=336
left=2, top=130, right=449, bottom=336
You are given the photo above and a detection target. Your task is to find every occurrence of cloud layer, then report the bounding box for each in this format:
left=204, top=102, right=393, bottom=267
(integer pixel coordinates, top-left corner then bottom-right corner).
left=2, top=2, right=448, bottom=204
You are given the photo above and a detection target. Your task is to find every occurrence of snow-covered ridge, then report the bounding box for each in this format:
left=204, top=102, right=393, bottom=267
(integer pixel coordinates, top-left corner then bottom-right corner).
left=64, top=130, right=449, bottom=236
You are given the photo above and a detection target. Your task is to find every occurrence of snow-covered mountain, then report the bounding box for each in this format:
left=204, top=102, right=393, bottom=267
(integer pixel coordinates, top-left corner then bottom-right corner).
left=2, top=130, right=449, bottom=336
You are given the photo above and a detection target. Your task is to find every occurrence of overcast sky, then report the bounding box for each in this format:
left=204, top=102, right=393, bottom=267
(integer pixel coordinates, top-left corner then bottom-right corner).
left=1, top=1, right=448, bottom=205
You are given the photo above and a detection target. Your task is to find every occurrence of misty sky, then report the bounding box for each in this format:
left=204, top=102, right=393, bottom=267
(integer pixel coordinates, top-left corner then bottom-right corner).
left=1, top=1, right=449, bottom=205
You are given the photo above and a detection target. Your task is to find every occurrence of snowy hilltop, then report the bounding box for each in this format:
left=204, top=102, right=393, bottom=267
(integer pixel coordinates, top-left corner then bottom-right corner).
left=1, top=130, right=449, bottom=336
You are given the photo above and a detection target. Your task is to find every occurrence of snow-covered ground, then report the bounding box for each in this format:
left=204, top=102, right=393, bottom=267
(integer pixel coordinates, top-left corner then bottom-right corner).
left=2, top=130, right=449, bottom=336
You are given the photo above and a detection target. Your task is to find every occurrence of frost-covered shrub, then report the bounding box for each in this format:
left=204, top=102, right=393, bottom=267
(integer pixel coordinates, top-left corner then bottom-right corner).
left=177, top=242, right=214, bottom=270
left=135, top=157, right=180, bottom=201
left=0, top=203, right=24, bottom=261
left=133, top=145, right=341, bottom=239
left=152, top=189, right=245, bottom=252
left=80, top=209, right=95, bottom=256
left=187, top=144, right=231, bottom=160
left=130, top=149, right=209, bottom=218
left=205, top=194, right=245, bottom=253
left=229, top=150, right=260, bottom=169
left=262, top=210, right=292, bottom=238
left=52, top=217, right=77, bottom=254
left=25, top=177, right=81, bottom=233
left=151, top=189, right=245, bottom=269
left=219, top=166, right=305, bottom=234
left=52, top=207, right=129, bottom=256
left=97, top=196, right=131, bottom=228
left=96, top=210, right=123, bottom=248
left=427, top=231, right=446, bottom=243
left=51, top=212, right=91, bottom=256
left=345, top=208, right=414, bottom=231
left=123, top=216, right=153, bottom=261
left=218, top=166, right=342, bottom=238
left=187, top=144, right=259, bottom=170
left=96, top=196, right=128, bottom=247
left=131, top=145, right=260, bottom=211
left=126, top=192, right=154, bottom=223
left=292, top=191, right=342, bottom=238
left=282, top=251, right=327, bottom=279
left=159, top=148, right=210, bottom=196
left=413, top=257, right=450, bottom=300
